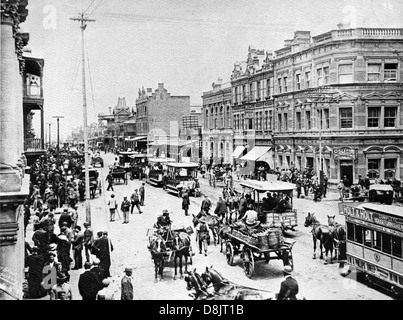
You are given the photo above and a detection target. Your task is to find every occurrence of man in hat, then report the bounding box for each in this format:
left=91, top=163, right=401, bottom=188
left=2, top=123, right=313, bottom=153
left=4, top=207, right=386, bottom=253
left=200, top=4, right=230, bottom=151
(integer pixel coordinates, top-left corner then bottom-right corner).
left=277, top=265, right=299, bottom=300
left=83, top=222, right=94, bottom=262
left=78, top=262, right=102, bottom=300
left=139, top=182, right=146, bottom=206
left=121, top=196, right=131, bottom=224
left=214, top=196, right=227, bottom=222
left=201, top=195, right=211, bottom=214
left=130, top=189, right=142, bottom=214
left=107, top=194, right=118, bottom=222
left=93, top=231, right=114, bottom=278
left=156, top=209, right=172, bottom=229
left=58, top=208, right=73, bottom=231
left=106, top=170, right=114, bottom=191
left=195, top=216, right=210, bottom=256
left=182, top=187, right=190, bottom=216
left=71, top=225, right=84, bottom=270
left=57, top=231, right=71, bottom=271
left=97, top=278, right=115, bottom=300
left=121, top=267, right=134, bottom=300
left=50, top=272, right=72, bottom=300
left=26, top=246, right=47, bottom=298
left=70, top=204, right=79, bottom=229
left=242, top=209, right=260, bottom=229
left=32, top=222, right=49, bottom=255
left=90, top=258, right=104, bottom=284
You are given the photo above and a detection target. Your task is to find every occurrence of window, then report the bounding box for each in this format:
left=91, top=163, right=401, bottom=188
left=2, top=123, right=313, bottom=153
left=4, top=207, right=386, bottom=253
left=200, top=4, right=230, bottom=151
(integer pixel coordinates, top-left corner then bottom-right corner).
left=296, top=156, right=302, bottom=169
left=284, top=113, right=288, bottom=131
left=214, top=118, right=217, bottom=129
left=384, top=63, right=398, bottom=81
left=368, top=63, right=381, bottom=82
left=296, top=73, right=301, bottom=90
left=249, top=83, right=253, bottom=100
left=278, top=78, right=282, bottom=93
left=264, top=111, right=268, bottom=130
left=256, top=81, right=261, bottom=100
left=338, top=64, right=353, bottom=84
left=317, top=68, right=323, bottom=86
left=392, top=236, right=402, bottom=258
left=384, top=107, right=397, bottom=127
left=296, top=112, right=301, bottom=130
left=283, top=77, right=288, bottom=92
left=266, top=79, right=271, bottom=98
left=382, top=233, right=392, bottom=255
left=305, top=111, right=311, bottom=130
left=339, top=108, right=352, bottom=129
left=384, top=158, right=396, bottom=179
left=368, top=159, right=380, bottom=179
left=243, top=85, right=247, bottom=100
left=347, top=222, right=354, bottom=241
left=305, top=71, right=311, bottom=88
left=364, top=228, right=372, bottom=247
left=241, top=114, right=244, bottom=129
left=279, top=155, right=283, bottom=166
left=355, top=225, right=363, bottom=244
left=234, top=87, right=238, bottom=103
left=323, top=109, right=330, bottom=129
left=368, top=107, right=380, bottom=127
left=278, top=114, right=282, bottom=132
left=324, top=67, right=329, bottom=84
left=269, top=111, right=273, bottom=130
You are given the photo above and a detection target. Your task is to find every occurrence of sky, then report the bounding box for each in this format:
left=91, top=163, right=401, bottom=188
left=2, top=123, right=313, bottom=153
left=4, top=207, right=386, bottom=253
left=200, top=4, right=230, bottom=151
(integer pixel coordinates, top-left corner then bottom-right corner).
left=20, top=0, right=403, bottom=140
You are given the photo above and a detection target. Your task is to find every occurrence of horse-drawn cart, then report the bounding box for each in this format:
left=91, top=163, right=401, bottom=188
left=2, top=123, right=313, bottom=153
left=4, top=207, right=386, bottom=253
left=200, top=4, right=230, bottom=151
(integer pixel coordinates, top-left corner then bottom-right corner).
left=111, top=167, right=128, bottom=184
left=224, top=226, right=296, bottom=278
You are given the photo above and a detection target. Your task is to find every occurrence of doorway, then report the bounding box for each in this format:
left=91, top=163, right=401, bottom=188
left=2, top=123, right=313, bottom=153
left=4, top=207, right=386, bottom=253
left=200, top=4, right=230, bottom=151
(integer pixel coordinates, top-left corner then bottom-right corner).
left=340, top=160, right=354, bottom=184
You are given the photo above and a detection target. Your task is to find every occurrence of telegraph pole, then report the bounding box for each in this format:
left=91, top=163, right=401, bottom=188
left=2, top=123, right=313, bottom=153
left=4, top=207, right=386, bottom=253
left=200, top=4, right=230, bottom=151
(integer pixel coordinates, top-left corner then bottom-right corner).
left=52, top=116, right=64, bottom=157
left=70, top=12, right=95, bottom=224
left=46, top=122, right=52, bottom=148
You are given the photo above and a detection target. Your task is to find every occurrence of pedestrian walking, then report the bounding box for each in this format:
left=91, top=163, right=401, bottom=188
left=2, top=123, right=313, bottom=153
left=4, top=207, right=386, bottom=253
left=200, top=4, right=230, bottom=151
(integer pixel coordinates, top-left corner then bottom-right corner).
left=50, top=272, right=72, bottom=300
left=182, top=188, right=190, bottom=216
left=214, top=196, right=227, bottom=222
left=93, top=231, right=113, bottom=278
left=276, top=266, right=299, bottom=300
left=58, top=208, right=73, bottom=231
left=97, top=278, right=115, bottom=300
left=121, top=267, right=134, bottom=300
left=195, top=217, right=210, bottom=256
left=25, top=246, right=47, bottom=298
left=201, top=195, right=211, bottom=214
left=83, top=222, right=94, bottom=263
left=322, top=174, right=329, bottom=198
left=71, top=225, right=84, bottom=270
left=106, top=171, right=114, bottom=191
left=121, top=196, right=131, bottom=224
left=130, top=189, right=142, bottom=214
left=70, top=205, right=79, bottom=229
left=78, top=262, right=102, bottom=300
left=139, top=182, right=146, bottom=206
left=107, top=194, right=118, bottom=222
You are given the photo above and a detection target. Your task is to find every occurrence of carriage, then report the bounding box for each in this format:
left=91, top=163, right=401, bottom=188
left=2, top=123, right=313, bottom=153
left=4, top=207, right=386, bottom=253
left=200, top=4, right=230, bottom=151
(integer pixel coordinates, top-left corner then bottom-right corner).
left=111, top=167, right=128, bottom=184
left=239, top=180, right=298, bottom=233
left=128, top=153, right=152, bottom=179
left=224, top=225, right=296, bottom=278
left=146, top=157, right=176, bottom=187
left=78, top=168, right=101, bottom=198
left=165, top=162, right=201, bottom=197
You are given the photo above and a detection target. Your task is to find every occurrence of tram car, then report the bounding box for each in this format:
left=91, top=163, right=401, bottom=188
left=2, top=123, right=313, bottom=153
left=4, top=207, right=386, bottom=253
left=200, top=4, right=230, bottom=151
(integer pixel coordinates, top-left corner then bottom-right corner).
left=339, top=202, right=403, bottom=299
left=146, top=158, right=175, bottom=187
left=128, top=153, right=152, bottom=179
left=165, top=162, right=200, bottom=197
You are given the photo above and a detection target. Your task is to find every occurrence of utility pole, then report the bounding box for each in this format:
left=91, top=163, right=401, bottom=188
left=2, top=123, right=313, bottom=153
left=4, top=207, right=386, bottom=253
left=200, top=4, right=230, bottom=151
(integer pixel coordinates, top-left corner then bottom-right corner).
left=70, top=12, right=95, bottom=225
left=46, top=122, right=52, bottom=148
left=52, top=116, right=64, bottom=158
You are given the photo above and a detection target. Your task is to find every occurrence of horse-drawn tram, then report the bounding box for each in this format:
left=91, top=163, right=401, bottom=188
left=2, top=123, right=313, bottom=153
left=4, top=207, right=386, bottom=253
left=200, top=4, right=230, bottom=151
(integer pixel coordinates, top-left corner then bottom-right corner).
left=224, top=223, right=296, bottom=278
left=146, top=157, right=175, bottom=187
left=128, top=153, right=151, bottom=179
left=239, top=180, right=298, bottom=233
left=165, top=162, right=200, bottom=197
left=339, top=202, right=403, bottom=298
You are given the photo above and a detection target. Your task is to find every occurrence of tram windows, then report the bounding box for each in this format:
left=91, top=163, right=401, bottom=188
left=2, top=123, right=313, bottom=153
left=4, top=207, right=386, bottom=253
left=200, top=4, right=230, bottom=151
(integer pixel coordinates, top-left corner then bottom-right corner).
left=400, top=277, right=403, bottom=286
left=392, top=236, right=402, bottom=258
left=382, top=233, right=392, bottom=255
left=391, top=274, right=398, bottom=283
left=373, top=230, right=382, bottom=251
left=347, top=222, right=355, bottom=241
left=364, top=228, right=372, bottom=247
left=355, top=225, right=364, bottom=244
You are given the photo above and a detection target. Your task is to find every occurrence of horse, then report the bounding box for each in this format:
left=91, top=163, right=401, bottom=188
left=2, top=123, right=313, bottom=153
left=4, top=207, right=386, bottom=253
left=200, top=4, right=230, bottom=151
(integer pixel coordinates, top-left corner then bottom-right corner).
left=304, top=212, right=334, bottom=264
left=184, top=269, right=217, bottom=300
left=201, top=266, right=274, bottom=300
left=172, top=231, right=192, bottom=280
left=192, top=212, right=221, bottom=245
left=327, top=215, right=347, bottom=263
left=148, top=235, right=166, bottom=282
left=217, top=223, right=232, bottom=253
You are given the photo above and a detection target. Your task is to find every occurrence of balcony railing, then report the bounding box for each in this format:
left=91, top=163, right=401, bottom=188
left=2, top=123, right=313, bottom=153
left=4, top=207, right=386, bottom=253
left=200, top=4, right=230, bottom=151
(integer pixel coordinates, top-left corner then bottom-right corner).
left=24, top=138, right=44, bottom=151
left=23, top=85, right=43, bottom=99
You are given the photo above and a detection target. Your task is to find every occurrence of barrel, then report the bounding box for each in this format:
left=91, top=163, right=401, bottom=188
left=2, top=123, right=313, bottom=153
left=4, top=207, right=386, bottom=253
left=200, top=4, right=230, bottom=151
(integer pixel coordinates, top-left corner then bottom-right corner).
left=258, top=235, right=269, bottom=249
left=268, top=228, right=281, bottom=249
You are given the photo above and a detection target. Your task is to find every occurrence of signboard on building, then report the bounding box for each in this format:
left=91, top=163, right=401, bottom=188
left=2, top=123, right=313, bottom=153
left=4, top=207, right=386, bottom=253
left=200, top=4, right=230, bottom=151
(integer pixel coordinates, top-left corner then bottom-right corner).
left=333, top=147, right=357, bottom=160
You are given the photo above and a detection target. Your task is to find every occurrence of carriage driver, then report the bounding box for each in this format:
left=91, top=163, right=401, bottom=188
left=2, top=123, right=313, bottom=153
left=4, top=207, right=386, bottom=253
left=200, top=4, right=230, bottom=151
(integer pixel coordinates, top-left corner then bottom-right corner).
left=155, top=209, right=172, bottom=239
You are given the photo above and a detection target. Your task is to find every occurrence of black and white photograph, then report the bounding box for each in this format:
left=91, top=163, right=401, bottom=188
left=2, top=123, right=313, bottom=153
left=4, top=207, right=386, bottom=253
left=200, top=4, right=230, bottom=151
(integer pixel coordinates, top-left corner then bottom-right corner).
left=1, top=0, right=403, bottom=305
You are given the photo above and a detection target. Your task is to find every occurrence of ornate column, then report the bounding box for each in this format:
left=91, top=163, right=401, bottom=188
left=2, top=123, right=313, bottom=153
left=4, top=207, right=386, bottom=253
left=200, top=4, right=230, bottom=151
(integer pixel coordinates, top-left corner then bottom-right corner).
left=0, top=0, right=29, bottom=300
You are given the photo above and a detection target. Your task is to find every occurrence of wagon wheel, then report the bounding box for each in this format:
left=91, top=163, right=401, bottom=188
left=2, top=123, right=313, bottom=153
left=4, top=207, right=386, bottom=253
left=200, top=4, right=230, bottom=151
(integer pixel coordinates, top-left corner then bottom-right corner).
left=264, top=252, right=270, bottom=264
left=243, top=247, right=255, bottom=278
left=283, top=250, right=294, bottom=271
left=225, top=241, right=234, bottom=266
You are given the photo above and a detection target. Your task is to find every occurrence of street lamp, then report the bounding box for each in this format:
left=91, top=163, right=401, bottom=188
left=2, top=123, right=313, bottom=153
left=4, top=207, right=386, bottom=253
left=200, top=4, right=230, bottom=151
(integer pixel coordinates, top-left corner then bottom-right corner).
left=52, top=116, right=64, bottom=157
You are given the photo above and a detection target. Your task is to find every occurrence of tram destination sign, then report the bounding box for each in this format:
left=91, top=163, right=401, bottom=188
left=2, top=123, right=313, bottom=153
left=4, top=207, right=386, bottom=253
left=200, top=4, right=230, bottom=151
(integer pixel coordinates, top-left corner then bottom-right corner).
left=342, top=205, right=403, bottom=233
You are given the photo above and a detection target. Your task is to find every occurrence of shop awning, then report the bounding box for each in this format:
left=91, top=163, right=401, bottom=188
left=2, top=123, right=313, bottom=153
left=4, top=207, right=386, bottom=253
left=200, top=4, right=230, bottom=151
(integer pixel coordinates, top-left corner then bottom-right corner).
left=240, top=146, right=273, bottom=167
left=230, top=146, right=245, bottom=158
left=126, top=136, right=147, bottom=142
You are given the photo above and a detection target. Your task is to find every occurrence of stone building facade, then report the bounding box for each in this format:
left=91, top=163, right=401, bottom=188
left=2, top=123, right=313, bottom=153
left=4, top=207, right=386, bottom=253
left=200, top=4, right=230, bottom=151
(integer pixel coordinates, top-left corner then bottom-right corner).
left=136, top=83, right=190, bottom=159
left=201, top=78, right=233, bottom=165
left=272, top=27, right=403, bottom=184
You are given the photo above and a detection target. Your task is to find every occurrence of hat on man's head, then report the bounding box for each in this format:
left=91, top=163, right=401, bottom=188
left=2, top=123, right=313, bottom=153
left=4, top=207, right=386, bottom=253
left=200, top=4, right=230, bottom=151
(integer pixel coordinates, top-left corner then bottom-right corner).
left=245, top=220, right=260, bottom=228
left=111, top=194, right=115, bottom=198
left=48, top=251, right=57, bottom=257
left=162, top=209, right=169, bottom=215
left=83, top=222, right=90, bottom=227
left=84, top=261, right=92, bottom=269
left=92, top=258, right=100, bottom=265
left=283, top=265, right=293, bottom=275
left=63, top=208, right=69, bottom=212
left=124, top=267, right=133, bottom=273
left=102, top=279, right=111, bottom=286
left=199, top=216, right=207, bottom=224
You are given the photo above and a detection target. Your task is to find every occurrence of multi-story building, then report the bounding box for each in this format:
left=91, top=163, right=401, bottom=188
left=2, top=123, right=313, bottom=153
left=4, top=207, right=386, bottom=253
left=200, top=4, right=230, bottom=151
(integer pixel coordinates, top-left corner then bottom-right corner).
left=230, top=46, right=275, bottom=169
left=136, top=83, right=190, bottom=159
left=180, top=105, right=202, bottom=163
left=201, top=78, right=233, bottom=165
left=272, top=26, right=403, bottom=184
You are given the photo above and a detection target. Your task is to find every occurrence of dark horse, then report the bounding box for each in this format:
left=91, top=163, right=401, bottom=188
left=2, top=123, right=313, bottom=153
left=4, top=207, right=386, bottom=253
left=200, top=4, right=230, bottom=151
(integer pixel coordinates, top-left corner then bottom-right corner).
left=184, top=269, right=217, bottom=300
left=172, top=231, right=192, bottom=280
left=217, top=223, right=232, bottom=253
left=327, top=215, right=347, bottom=264
left=192, top=212, right=221, bottom=245
left=149, top=235, right=166, bottom=282
left=304, top=212, right=334, bottom=264
left=201, top=266, right=274, bottom=300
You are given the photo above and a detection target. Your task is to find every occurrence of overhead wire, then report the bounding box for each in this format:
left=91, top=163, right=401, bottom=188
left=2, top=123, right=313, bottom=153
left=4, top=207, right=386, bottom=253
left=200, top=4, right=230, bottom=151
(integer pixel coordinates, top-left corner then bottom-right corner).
left=88, top=0, right=105, bottom=16
left=84, top=0, right=96, bottom=14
